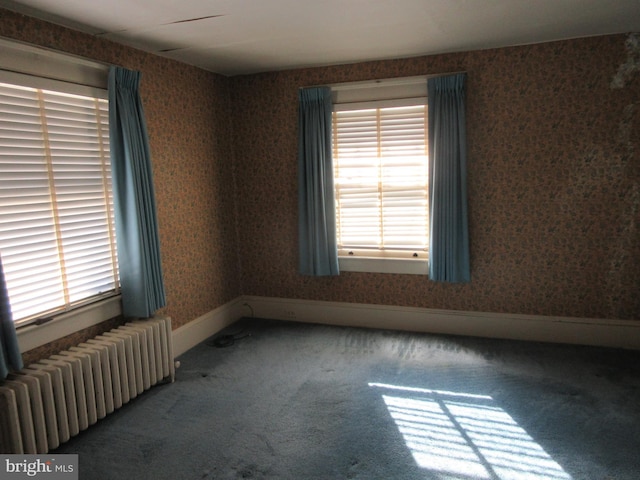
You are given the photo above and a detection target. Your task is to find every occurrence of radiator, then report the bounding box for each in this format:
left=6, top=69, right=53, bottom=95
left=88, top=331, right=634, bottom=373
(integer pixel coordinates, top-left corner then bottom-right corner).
left=0, top=317, right=175, bottom=454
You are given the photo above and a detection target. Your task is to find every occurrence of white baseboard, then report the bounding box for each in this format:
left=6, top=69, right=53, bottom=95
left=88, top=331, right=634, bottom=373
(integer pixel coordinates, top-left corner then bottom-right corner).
left=240, top=295, right=640, bottom=350
left=171, top=295, right=640, bottom=354
left=171, top=298, right=248, bottom=357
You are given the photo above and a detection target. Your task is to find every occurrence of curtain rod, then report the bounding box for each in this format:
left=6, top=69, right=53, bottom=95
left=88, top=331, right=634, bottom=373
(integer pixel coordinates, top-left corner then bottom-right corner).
left=0, top=35, right=135, bottom=91
left=300, top=71, right=467, bottom=90
left=0, top=36, right=111, bottom=69
left=0, top=35, right=132, bottom=73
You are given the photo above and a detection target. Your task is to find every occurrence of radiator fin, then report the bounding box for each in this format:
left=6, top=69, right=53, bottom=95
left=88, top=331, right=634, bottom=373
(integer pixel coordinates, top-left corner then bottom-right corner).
left=0, top=316, right=174, bottom=454
left=17, top=368, right=60, bottom=450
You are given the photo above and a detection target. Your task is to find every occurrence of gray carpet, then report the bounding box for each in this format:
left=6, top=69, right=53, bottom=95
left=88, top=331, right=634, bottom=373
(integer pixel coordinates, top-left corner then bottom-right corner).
left=56, top=318, right=640, bottom=479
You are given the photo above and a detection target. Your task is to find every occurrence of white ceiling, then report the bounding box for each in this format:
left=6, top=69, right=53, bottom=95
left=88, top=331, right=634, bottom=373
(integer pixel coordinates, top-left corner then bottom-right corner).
left=1, top=0, right=639, bottom=76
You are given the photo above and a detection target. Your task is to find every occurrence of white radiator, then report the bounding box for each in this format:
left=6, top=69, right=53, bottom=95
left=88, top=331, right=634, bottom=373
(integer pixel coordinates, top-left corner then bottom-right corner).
left=0, top=317, right=175, bottom=454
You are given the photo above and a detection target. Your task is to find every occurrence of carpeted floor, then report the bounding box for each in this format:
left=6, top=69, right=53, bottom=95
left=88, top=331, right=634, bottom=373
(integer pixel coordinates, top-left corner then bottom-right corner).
left=55, top=317, right=640, bottom=479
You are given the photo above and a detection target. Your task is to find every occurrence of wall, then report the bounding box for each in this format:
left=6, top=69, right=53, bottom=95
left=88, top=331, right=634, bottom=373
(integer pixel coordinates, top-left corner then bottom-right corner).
left=231, top=34, right=640, bottom=321
left=0, top=8, right=242, bottom=335
left=1, top=6, right=638, bottom=363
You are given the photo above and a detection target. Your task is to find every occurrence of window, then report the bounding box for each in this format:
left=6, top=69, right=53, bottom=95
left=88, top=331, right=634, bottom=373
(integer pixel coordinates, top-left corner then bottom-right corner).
left=0, top=80, right=119, bottom=326
left=331, top=77, right=429, bottom=274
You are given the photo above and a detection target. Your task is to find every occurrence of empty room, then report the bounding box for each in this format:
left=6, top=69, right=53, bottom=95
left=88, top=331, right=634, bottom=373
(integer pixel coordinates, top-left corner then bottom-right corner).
left=1, top=1, right=639, bottom=479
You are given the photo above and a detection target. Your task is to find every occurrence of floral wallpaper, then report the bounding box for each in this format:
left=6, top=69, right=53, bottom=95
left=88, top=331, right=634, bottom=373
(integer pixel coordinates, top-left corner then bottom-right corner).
left=0, top=8, right=242, bottom=334
left=1, top=5, right=638, bottom=367
left=231, top=34, right=639, bottom=321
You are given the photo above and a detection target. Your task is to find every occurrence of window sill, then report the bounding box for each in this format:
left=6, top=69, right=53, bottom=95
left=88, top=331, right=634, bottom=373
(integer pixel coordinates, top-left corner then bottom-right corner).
left=339, top=256, right=428, bottom=275
left=16, top=295, right=123, bottom=353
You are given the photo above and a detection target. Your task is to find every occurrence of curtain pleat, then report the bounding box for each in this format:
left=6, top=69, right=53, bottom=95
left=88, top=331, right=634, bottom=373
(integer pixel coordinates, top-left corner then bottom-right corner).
left=1, top=255, right=23, bottom=380
left=108, top=66, right=166, bottom=318
left=428, top=74, right=470, bottom=282
left=298, top=87, right=340, bottom=276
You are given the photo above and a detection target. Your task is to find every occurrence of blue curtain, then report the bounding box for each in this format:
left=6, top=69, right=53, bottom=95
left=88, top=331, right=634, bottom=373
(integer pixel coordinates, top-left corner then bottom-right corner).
left=1, top=256, right=23, bottom=379
left=428, top=74, right=470, bottom=282
left=298, top=87, right=339, bottom=276
left=109, top=66, right=166, bottom=318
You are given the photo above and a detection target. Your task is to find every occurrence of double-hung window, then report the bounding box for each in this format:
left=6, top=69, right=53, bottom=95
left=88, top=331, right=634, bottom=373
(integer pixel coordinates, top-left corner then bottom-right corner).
left=0, top=39, right=118, bottom=328
left=332, top=77, right=429, bottom=275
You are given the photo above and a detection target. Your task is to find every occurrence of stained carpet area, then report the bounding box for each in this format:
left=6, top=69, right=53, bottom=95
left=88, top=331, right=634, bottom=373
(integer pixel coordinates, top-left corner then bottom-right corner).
left=56, top=318, right=640, bottom=480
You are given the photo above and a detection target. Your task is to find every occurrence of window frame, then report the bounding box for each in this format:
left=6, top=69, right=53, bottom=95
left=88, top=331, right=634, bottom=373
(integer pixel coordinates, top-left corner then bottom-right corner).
left=0, top=37, right=120, bottom=352
left=0, top=79, right=119, bottom=326
left=331, top=77, right=429, bottom=275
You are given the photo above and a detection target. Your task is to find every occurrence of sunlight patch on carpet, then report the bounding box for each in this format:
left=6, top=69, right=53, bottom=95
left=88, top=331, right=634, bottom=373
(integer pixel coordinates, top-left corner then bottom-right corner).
left=369, top=383, right=572, bottom=480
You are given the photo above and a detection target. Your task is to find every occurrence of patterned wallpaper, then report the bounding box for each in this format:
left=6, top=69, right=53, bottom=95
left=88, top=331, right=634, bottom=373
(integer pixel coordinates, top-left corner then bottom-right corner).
left=1, top=6, right=638, bottom=361
left=231, top=34, right=640, bottom=320
left=0, top=8, right=242, bottom=332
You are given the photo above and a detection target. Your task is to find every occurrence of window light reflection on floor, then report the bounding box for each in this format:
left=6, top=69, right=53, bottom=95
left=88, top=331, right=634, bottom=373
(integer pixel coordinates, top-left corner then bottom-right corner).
left=368, top=383, right=572, bottom=480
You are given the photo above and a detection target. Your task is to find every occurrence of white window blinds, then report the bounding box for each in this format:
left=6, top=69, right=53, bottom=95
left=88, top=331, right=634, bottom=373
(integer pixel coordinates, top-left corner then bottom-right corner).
left=332, top=101, right=429, bottom=258
left=0, top=81, right=119, bottom=324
